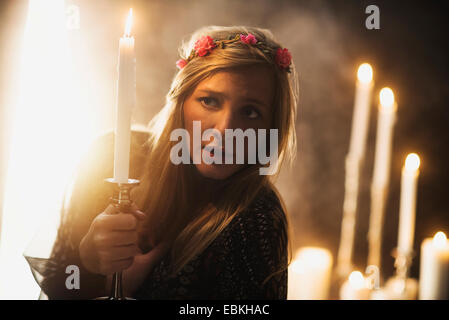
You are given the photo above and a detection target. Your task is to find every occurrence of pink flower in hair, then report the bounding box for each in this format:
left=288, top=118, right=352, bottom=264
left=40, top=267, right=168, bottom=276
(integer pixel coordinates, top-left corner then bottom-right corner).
left=275, top=47, right=292, bottom=69
left=176, top=59, right=187, bottom=69
left=240, top=33, right=257, bottom=45
left=194, top=35, right=216, bottom=57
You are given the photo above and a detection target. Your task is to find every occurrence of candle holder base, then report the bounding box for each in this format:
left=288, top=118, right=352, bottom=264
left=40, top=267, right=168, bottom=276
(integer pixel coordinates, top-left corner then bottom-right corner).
left=383, top=276, right=418, bottom=300
left=385, top=248, right=418, bottom=300
left=93, top=296, right=136, bottom=300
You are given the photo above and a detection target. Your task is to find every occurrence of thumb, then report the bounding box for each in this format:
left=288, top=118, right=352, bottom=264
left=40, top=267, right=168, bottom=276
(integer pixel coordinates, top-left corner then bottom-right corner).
left=129, top=202, right=146, bottom=220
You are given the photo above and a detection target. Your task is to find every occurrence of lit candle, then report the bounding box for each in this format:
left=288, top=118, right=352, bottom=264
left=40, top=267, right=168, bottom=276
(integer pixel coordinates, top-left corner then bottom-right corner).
left=367, top=88, right=397, bottom=268
left=419, top=232, right=449, bottom=299
left=397, top=153, right=420, bottom=255
left=114, top=8, right=136, bottom=183
left=340, top=271, right=371, bottom=300
left=287, top=247, right=333, bottom=300
left=336, top=64, right=373, bottom=278
left=372, top=88, right=397, bottom=188
left=348, top=63, right=374, bottom=158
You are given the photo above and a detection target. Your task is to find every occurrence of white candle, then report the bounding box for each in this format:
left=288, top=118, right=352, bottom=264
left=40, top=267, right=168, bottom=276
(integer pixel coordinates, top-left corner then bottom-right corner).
left=397, top=153, right=420, bottom=254
left=336, top=64, right=373, bottom=277
left=348, top=63, right=374, bottom=158
left=340, top=271, right=371, bottom=300
left=372, top=88, right=397, bottom=188
left=366, top=88, right=397, bottom=269
left=419, top=232, right=449, bottom=299
left=114, top=9, right=136, bottom=183
left=288, top=247, right=332, bottom=300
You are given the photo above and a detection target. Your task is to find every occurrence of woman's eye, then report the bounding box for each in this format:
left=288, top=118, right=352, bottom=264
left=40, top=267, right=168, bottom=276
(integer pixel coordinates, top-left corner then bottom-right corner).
left=243, top=106, right=261, bottom=119
left=198, top=97, right=218, bottom=108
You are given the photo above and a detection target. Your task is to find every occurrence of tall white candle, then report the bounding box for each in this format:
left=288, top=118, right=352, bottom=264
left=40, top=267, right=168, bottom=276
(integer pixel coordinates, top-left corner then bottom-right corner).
left=419, top=232, right=449, bottom=299
left=336, top=64, right=373, bottom=278
left=372, top=88, right=397, bottom=188
left=367, top=88, right=397, bottom=268
left=288, top=247, right=333, bottom=300
left=397, top=153, right=420, bottom=254
left=348, top=63, right=374, bottom=158
left=114, top=9, right=136, bottom=183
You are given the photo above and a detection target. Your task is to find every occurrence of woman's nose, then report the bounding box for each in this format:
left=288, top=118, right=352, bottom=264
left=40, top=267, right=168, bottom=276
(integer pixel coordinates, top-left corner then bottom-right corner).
left=213, top=109, right=237, bottom=135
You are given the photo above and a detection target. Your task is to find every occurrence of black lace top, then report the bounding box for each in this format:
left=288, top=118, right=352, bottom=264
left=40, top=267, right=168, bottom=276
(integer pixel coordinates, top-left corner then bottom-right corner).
left=26, top=130, right=288, bottom=300
left=134, top=188, right=288, bottom=300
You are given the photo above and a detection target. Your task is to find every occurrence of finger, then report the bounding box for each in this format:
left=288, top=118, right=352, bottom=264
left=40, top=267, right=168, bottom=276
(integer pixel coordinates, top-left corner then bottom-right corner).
left=95, top=231, right=138, bottom=248
left=103, top=258, right=134, bottom=274
left=100, top=244, right=141, bottom=261
left=122, top=203, right=146, bottom=220
left=136, top=241, right=170, bottom=265
left=97, top=213, right=138, bottom=231
left=130, top=210, right=146, bottom=221
left=104, top=204, right=120, bottom=215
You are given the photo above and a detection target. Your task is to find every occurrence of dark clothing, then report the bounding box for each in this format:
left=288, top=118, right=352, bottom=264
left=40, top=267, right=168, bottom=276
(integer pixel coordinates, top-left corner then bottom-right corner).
left=26, top=130, right=288, bottom=300
left=134, top=188, right=287, bottom=300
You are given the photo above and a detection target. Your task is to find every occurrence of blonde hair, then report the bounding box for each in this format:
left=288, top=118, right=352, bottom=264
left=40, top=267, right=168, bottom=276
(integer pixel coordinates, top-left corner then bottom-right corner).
left=132, top=25, right=299, bottom=281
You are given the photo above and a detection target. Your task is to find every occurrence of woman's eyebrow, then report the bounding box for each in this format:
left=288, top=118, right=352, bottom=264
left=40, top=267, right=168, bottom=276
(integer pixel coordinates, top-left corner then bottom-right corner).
left=196, top=89, right=268, bottom=109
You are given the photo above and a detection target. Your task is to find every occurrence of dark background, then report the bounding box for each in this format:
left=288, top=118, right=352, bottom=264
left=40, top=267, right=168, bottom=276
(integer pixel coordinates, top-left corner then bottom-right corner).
left=1, top=0, right=448, bottom=298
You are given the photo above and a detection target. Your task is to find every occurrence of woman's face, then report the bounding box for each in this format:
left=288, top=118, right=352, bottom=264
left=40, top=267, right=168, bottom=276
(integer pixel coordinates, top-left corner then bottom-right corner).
left=183, top=65, right=275, bottom=180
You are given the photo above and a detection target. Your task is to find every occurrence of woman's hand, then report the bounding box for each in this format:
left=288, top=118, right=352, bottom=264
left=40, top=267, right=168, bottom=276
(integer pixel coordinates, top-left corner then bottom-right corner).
left=120, top=240, right=170, bottom=297
left=79, top=203, right=146, bottom=275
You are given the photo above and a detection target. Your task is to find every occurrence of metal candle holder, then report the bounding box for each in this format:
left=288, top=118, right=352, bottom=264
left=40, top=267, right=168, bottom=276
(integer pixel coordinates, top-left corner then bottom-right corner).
left=95, top=177, right=140, bottom=300
left=393, top=248, right=414, bottom=281
left=384, top=248, right=418, bottom=299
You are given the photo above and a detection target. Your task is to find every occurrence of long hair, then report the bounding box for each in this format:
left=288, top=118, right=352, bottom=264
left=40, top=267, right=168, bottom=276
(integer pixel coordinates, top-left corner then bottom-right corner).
left=132, top=25, right=299, bottom=279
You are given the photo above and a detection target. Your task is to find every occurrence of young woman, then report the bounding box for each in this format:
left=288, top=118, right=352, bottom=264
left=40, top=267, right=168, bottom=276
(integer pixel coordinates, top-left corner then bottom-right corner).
left=30, top=25, right=299, bottom=299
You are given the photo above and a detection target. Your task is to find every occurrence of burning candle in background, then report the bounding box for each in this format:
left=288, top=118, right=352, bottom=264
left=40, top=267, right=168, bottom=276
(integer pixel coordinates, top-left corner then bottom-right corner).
left=419, top=232, right=449, bottom=299
left=372, top=88, right=397, bottom=188
left=113, top=8, right=136, bottom=183
left=367, top=87, right=397, bottom=269
left=397, top=153, right=420, bottom=255
left=337, top=63, right=374, bottom=279
left=349, top=63, right=374, bottom=158
left=287, top=247, right=333, bottom=300
left=340, top=271, right=371, bottom=300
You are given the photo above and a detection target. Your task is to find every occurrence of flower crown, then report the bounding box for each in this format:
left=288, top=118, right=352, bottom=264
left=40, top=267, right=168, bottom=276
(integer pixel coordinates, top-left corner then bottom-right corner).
left=176, top=33, right=292, bottom=73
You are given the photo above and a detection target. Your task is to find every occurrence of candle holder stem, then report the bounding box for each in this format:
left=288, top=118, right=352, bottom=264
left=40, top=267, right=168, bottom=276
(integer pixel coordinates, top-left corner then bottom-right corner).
left=94, top=178, right=140, bottom=300
left=393, top=248, right=413, bottom=282
left=384, top=248, right=418, bottom=299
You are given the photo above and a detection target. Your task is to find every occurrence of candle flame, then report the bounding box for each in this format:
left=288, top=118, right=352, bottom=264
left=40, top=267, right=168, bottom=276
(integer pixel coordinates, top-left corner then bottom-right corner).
left=433, top=231, right=448, bottom=248
left=124, top=8, right=133, bottom=37
left=379, top=87, right=395, bottom=108
left=348, top=271, right=366, bottom=289
left=357, top=63, right=373, bottom=84
left=405, top=153, right=420, bottom=171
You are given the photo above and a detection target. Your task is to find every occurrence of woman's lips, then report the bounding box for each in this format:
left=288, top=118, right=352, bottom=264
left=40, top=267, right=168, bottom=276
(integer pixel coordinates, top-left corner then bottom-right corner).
left=202, top=145, right=233, bottom=162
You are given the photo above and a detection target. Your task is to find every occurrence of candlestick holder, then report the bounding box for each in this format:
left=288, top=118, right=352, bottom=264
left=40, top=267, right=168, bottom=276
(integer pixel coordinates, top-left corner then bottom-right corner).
left=383, top=248, right=418, bottom=300
left=94, top=178, right=140, bottom=300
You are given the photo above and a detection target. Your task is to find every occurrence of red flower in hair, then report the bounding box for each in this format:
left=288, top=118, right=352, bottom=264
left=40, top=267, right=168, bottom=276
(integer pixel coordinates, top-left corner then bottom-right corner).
left=275, top=47, right=292, bottom=69
left=176, top=59, right=187, bottom=69
left=240, top=33, right=257, bottom=45
left=194, top=35, right=216, bottom=57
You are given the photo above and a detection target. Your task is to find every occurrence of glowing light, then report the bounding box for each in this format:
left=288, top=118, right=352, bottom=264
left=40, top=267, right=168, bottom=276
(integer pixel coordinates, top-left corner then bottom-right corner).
left=293, top=247, right=333, bottom=271
left=357, top=63, right=373, bottom=84
left=124, top=8, right=133, bottom=37
left=404, top=153, right=420, bottom=171
left=0, top=0, right=98, bottom=299
left=379, top=87, right=395, bottom=108
left=348, top=271, right=366, bottom=289
left=432, top=232, right=448, bottom=249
